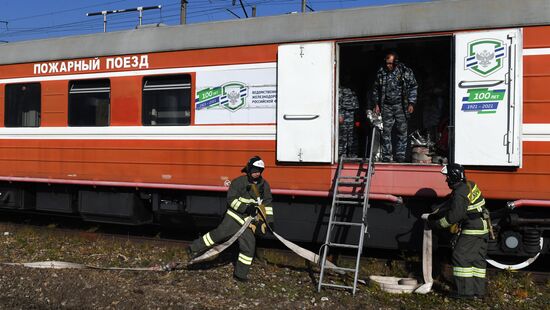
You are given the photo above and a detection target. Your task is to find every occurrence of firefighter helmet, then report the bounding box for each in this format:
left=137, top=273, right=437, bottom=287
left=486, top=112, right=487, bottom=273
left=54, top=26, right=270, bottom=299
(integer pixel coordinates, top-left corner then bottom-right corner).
left=441, top=163, right=465, bottom=186
left=241, top=156, right=265, bottom=174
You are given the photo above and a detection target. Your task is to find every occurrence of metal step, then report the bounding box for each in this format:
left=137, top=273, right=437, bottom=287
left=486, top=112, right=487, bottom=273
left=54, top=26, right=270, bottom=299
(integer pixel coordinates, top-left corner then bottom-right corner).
left=324, top=265, right=356, bottom=273
left=335, top=193, right=364, bottom=199
left=342, top=157, right=369, bottom=163
left=335, top=200, right=363, bottom=205
left=339, top=176, right=368, bottom=180
left=331, top=221, right=363, bottom=227
left=340, top=165, right=369, bottom=174
left=337, top=181, right=365, bottom=186
left=329, top=242, right=360, bottom=249
left=319, top=283, right=355, bottom=290
left=340, top=165, right=368, bottom=170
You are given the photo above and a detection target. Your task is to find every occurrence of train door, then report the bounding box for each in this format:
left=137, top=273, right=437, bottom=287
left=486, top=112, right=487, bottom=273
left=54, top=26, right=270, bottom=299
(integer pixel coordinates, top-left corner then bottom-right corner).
left=337, top=36, right=453, bottom=164
left=453, top=29, right=523, bottom=166
left=276, top=42, right=336, bottom=163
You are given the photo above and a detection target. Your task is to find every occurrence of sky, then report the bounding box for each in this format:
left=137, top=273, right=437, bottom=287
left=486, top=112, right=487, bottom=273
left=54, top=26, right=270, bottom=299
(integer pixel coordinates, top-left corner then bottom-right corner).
left=0, top=0, right=430, bottom=43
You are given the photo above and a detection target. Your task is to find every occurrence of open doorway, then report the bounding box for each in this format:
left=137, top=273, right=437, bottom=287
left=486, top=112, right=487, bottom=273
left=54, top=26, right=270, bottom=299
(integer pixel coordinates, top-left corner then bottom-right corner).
left=337, top=36, right=452, bottom=164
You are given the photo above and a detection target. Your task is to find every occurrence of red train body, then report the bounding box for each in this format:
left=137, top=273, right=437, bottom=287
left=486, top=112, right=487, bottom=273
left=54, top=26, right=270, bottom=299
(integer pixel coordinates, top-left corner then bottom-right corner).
left=0, top=0, right=548, bottom=264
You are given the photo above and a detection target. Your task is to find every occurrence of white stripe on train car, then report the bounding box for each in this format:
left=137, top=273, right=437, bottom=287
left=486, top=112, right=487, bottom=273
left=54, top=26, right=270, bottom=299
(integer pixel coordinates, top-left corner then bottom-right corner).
left=0, top=48, right=546, bottom=84
left=0, top=62, right=276, bottom=84
left=0, top=124, right=547, bottom=141
left=0, top=125, right=276, bottom=140
left=522, top=124, right=550, bottom=141
left=523, top=48, right=550, bottom=56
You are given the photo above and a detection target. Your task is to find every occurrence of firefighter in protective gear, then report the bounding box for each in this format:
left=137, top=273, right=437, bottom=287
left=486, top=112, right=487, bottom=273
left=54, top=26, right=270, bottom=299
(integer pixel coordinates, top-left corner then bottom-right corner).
left=188, top=156, right=274, bottom=282
left=427, top=163, right=489, bottom=298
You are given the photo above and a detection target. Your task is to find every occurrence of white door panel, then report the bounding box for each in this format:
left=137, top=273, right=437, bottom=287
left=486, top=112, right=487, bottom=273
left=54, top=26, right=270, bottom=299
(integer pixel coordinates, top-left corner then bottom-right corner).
left=454, top=29, right=522, bottom=166
left=276, top=42, right=335, bottom=163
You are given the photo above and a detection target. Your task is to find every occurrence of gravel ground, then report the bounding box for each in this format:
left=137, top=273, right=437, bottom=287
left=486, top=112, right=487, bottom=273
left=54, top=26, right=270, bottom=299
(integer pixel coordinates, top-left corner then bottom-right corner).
left=0, top=223, right=548, bottom=309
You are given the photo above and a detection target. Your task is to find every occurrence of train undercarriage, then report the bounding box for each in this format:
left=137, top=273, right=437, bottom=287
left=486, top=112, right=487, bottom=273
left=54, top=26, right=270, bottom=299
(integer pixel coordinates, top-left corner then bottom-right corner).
left=0, top=181, right=547, bottom=269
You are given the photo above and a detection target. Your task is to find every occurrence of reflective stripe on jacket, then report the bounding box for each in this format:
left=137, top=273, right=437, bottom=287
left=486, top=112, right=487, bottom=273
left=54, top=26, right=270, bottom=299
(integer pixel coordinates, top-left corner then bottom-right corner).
left=437, top=181, right=488, bottom=236
left=226, top=175, right=274, bottom=225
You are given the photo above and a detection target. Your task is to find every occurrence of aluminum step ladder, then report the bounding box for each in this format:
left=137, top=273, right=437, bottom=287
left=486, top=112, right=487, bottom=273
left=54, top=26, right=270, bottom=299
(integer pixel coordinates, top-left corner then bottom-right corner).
left=318, top=127, right=380, bottom=295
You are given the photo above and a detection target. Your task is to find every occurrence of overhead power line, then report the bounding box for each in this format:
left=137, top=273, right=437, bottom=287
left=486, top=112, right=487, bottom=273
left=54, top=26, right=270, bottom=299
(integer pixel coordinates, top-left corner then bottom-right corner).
left=0, top=0, right=379, bottom=42
left=87, top=5, right=162, bottom=32
left=8, top=0, right=129, bottom=22
left=226, top=9, right=241, bottom=19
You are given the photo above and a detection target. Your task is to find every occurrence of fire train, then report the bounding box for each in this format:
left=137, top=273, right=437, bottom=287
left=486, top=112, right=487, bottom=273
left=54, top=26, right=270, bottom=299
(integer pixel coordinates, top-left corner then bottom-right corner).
left=0, top=0, right=548, bottom=267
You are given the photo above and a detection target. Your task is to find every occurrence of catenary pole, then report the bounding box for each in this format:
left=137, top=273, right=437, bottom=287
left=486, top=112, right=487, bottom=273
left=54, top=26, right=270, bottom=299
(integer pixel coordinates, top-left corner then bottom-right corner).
left=180, top=0, right=188, bottom=25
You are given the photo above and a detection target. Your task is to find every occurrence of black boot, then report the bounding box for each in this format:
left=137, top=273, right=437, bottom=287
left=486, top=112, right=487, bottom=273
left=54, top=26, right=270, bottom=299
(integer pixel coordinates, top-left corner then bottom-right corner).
left=186, top=246, right=198, bottom=261
left=233, top=274, right=248, bottom=283
left=449, top=292, right=475, bottom=300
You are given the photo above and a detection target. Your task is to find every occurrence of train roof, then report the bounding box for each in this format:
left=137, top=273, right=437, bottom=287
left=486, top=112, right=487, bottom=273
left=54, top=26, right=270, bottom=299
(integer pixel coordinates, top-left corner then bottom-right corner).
left=0, top=0, right=549, bottom=65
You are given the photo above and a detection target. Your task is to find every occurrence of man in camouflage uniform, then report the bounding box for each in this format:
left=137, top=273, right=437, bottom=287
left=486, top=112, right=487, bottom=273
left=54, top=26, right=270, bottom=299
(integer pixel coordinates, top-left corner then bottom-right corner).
left=338, top=85, right=359, bottom=157
left=372, top=52, right=418, bottom=162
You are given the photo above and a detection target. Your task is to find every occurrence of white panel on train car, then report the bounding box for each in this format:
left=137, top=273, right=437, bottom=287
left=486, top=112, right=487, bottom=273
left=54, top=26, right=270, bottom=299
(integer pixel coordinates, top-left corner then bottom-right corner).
left=454, top=29, right=522, bottom=166
left=194, top=64, right=277, bottom=124
left=276, top=42, right=335, bottom=163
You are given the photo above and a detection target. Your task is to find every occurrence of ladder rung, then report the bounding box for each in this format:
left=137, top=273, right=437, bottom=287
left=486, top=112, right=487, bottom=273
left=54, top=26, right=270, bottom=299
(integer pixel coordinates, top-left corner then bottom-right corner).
left=340, top=166, right=368, bottom=171
left=331, top=221, right=363, bottom=227
left=329, top=242, right=360, bottom=249
left=338, top=181, right=364, bottom=186
left=339, top=176, right=367, bottom=180
left=324, top=265, right=356, bottom=273
left=335, top=200, right=363, bottom=205
left=336, top=194, right=364, bottom=199
left=342, top=157, right=369, bottom=163
left=319, top=283, right=354, bottom=290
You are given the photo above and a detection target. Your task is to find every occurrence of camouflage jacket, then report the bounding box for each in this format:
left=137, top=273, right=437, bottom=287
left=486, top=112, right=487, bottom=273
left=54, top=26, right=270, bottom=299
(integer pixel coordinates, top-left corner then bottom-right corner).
left=339, top=87, right=359, bottom=113
left=372, top=63, right=418, bottom=107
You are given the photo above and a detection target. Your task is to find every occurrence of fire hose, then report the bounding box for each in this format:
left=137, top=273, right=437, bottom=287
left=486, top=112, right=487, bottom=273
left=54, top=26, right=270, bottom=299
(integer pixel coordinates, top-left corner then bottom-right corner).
left=368, top=214, right=433, bottom=294
left=188, top=205, right=339, bottom=270
left=3, top=205, right=339, bottom=272
left=189, top=184, right=340, bottom=268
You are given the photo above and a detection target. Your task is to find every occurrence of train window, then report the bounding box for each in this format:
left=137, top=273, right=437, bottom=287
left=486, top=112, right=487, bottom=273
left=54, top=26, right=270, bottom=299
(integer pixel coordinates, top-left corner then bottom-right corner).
left=4, top=83, right=41, bottom=127
left=142, top=75, right=191, bottom=126
left=68, top=79, right=110, bottom=126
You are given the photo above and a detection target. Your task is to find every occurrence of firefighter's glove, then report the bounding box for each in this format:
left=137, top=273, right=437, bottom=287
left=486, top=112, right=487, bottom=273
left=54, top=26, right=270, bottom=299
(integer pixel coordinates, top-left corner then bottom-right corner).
left=245, top=204, right=258, bottom=217
left=449, top=223, right=460, bottom=234
left=259, top=223, right=267, bottom=235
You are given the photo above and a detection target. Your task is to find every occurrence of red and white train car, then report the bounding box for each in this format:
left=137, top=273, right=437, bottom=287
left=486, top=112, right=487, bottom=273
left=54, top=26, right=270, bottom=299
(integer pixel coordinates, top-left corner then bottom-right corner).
left=0, top=0, right=548, bottom=262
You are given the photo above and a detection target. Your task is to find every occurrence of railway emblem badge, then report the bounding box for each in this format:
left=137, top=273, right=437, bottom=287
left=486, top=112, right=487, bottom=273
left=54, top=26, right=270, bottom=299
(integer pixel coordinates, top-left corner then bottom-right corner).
left=465, top=38, right=506, bottom=77
left=195, top=82, right=249, bottom=112
left=220, top=82, right=249, bottom=111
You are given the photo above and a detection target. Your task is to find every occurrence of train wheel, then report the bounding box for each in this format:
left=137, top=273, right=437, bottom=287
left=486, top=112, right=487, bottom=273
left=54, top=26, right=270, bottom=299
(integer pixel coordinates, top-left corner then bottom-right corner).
left=486, top=237, right=544, bottom=270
